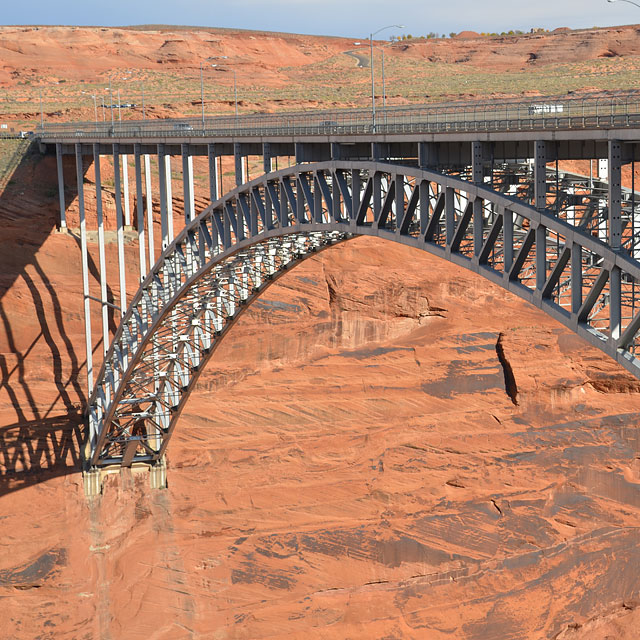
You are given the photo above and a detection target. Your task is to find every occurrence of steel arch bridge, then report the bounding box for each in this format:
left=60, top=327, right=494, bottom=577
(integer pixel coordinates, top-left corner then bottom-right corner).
left=85, top=160, right=640, bottom=471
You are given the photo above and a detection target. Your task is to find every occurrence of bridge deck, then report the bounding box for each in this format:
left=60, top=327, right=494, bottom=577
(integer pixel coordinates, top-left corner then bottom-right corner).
left=35, top=92, right=640, bottom=152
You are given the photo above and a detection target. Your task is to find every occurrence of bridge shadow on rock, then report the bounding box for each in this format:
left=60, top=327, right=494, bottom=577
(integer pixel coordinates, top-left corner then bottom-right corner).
left=0, top=140, right=88, bottom=495
left=0, top=412, right=83, bottom=497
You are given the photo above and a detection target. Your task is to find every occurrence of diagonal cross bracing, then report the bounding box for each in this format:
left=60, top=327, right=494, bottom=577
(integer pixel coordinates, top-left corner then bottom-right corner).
left=86, top=161, right=640, bottom=469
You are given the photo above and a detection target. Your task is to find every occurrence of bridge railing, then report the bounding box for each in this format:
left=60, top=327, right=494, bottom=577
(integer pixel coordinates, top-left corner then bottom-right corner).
left=33, top=91, right=640, bottom=139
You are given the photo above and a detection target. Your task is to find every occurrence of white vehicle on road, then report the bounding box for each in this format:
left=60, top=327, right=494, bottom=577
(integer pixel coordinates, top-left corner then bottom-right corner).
left=528, top=103, right=564, bottom=115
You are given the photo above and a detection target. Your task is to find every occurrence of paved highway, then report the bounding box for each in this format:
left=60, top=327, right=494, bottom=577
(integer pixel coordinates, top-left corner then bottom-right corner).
left=34, top=91, right=640, bottom=141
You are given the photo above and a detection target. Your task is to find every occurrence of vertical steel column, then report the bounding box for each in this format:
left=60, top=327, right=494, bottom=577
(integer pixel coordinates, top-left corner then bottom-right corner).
left=134, top=144, right=146, bottom=281
left=76, top=144, right=93, bottom=393
left=208, top=143, right=219, bottom=202
left=373, top=171, right=382, bottom=224
left=262, top=142, right=273, bottom=226
left=182, top=144, right=195, bottom=223
left=55, top=143, right=66, bottom=229
left=234, top=143, right=243, bottom=186
left=608, top=140, right=622, bottom=250
left=597, top=157, right=608, bottom=243
left=610, top=266, right=621, bottom=342
left=395, top=173, right=404, bottom=229
left=122, top=153, right=131, bottom=227
left=352, top=169, right=362, bottom=221
left=158, top=144, right=170, bottom=250
left=263, top=142, right=272, bottom=174
left=536, top=224, right=546, bottom=291
left=113, top=144, right=127, bottom=315
left=418, top=141, right=438, bottom=170
left=471, top=141, right=483, bottom=184
left=188, top=156, right=195, bottom=221
left=144, top=154, right=155, bottom=266
left=165, top=154, right=174, bottom=242
left=93, top=144, right=109, bottom=353
left=419, top=179, right=429, bottom=235
left=534, top=140, right=546, bottom=210
left=571, top=242, right=582, bottom=316
left=472, top=141, right=484, bottom=256
left=503, top=208, right=513, bottom=274
left=418, top=141, right=427, bottom=169
left=330, top=143, right=340, bottom=162
left=445, top=186, right=455, bottom=247
left=371, top=142, right=385, bottom=162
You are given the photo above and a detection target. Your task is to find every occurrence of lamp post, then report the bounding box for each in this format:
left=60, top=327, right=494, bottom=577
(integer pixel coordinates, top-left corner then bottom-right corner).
left=382, top=48, right=387, bottom=111
left=39, top=88, right=44, bottom=131
left=370, top=24, right=403, bottom=132
left=607, top=0, right=640, bottom=7
left=212, top=65, right=238, bottom=121
left=81, top=90, right=98, bottom=126
left=108, top=75, right=114, bottom=126
left=200, top=59, right=212, bottom=128
left=200, top=56, right=228, bottom=129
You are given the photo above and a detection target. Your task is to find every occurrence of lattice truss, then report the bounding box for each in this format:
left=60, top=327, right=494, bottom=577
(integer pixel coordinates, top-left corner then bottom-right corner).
left=87, top=161, right=640, bottom=468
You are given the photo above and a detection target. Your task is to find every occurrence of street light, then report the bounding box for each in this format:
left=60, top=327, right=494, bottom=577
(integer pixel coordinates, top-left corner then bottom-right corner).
left=39, top=88, right=44, bottom=131
left=201, top=56, right=229, bottom=129
left=607, top=0, right=640, bottom=7
left=200, top=58, right=214, bottom=128
left=370, top=24, right=403, bottom=132
left=81, top=90, right=98, bottom=126
left=212, top=65, right=238, bottom=120
left=108, top=75, right=114, bottom=126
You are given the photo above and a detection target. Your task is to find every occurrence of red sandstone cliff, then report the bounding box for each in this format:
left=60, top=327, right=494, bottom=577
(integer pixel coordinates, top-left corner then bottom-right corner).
left=1, top=24, right=640, bottom=640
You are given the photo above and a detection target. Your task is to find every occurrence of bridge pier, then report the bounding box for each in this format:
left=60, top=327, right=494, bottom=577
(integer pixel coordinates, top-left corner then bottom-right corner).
left=134, top=143, right=147, bottom=280
left=82, top=457, right=167, bottom=497
left=144, top=153, right=155, bottom=264
left=181, top=143, right=195, bottom=223
left=83, top=468, right=102, bottom=497
left=149, top=457, right=168, bottom=490
left=113, top=144, right=128, bottom=314
left=93, top=143, right=109, bottom=353
left=234, top=142, right=246, bottom=186
left=609, top=139, right=622, bottom=250
left=122, top=152, right=131, bottom=226
left=75, top=143, right=93, bottom=393
left=263, top=142, right=273, bottom=173
left=471, top=141, right=485, bottom=257
left=208, top=143, right=221, bottom=201
left=55, top=142, right=66, bottom=230
left=534, top=140, right=547, bottom=210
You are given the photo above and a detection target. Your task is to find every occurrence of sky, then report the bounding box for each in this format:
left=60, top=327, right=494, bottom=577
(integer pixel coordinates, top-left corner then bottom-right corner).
left=3, top=0, right=640, bottom=38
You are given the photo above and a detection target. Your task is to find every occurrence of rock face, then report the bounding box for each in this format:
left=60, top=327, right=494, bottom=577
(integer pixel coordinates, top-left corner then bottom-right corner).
left=2, top=21, right=640, bottom=639
left=1, top=161, right=640, bottom=637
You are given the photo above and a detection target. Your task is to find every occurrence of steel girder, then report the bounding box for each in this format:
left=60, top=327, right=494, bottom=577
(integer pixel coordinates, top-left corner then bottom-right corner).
left=86, top=160, right=640, bottom=469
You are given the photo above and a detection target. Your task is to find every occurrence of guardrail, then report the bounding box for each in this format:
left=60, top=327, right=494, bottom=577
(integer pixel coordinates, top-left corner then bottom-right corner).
left=0, top=131, right=31, bottom=140
left=33, top=91, right=640, bottom=140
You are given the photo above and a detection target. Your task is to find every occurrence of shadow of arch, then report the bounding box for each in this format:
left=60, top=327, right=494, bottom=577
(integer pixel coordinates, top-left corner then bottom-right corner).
left=0, top=411, right=83, bottom=497
left=0, top=140, right=94, bottom=494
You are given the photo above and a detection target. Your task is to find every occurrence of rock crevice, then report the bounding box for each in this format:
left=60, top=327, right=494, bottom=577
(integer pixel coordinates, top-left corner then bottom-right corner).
left=496, top=332, right=519, bottom=406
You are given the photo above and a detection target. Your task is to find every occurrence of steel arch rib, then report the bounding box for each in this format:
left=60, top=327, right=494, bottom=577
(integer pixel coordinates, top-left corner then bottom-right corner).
left=86, top=160, right=640, bottom=469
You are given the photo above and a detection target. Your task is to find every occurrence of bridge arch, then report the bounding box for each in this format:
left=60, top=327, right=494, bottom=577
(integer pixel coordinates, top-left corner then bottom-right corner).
left=86, top=160, right=640, bottom=469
